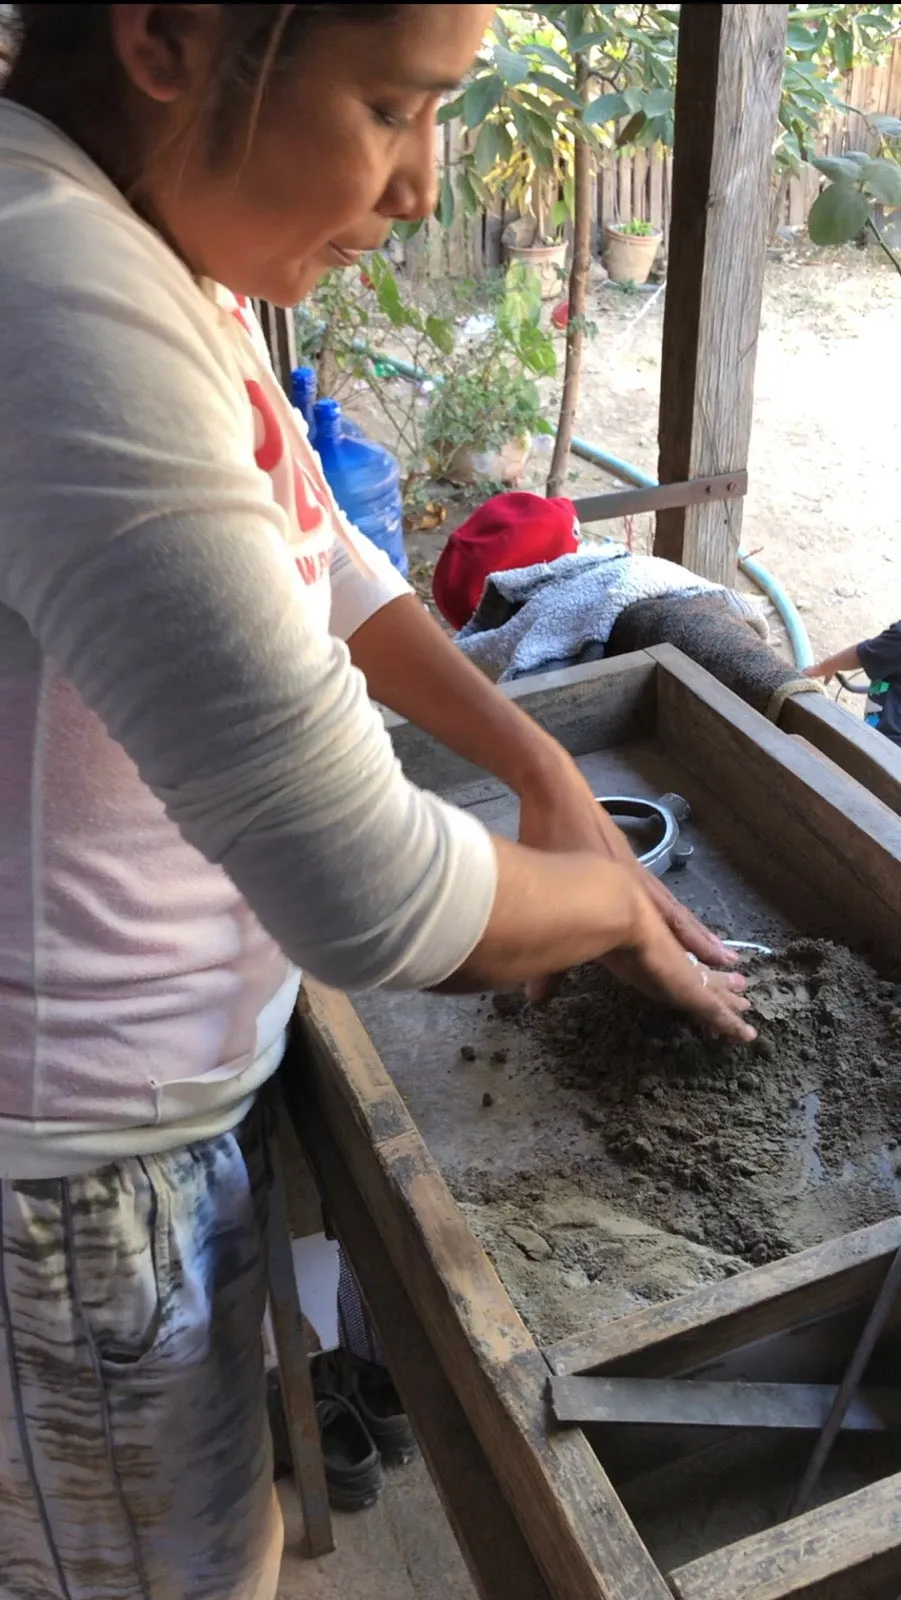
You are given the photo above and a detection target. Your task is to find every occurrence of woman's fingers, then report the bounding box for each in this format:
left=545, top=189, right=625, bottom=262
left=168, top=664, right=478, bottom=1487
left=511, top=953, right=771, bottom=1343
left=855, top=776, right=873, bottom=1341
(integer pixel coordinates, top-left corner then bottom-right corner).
left=642, top=872, right=738, bottom=966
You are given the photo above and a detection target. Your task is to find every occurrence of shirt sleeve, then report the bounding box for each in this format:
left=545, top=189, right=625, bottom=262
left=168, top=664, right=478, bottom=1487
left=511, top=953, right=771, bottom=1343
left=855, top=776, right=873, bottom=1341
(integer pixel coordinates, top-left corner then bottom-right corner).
left=328, top=511, right=413, bottom=642
left=858, top=622, right=901, bottom=684
left=0, top=207, right=497, bottom=993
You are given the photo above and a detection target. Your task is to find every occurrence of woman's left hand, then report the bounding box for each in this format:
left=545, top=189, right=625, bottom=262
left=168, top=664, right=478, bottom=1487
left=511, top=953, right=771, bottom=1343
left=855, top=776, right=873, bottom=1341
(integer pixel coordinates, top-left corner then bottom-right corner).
left=518, top=755, right=736, bottom=998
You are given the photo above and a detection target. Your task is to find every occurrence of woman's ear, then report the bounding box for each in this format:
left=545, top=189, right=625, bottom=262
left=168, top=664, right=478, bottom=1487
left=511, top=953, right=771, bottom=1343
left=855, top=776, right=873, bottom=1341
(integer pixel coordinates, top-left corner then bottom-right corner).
left=108, top=4, right=220, bottom=106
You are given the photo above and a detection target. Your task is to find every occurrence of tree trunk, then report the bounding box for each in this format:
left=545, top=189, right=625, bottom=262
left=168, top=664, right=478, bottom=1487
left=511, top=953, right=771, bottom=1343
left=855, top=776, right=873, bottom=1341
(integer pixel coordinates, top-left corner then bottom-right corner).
left=546, top=56, right=591, bottom=499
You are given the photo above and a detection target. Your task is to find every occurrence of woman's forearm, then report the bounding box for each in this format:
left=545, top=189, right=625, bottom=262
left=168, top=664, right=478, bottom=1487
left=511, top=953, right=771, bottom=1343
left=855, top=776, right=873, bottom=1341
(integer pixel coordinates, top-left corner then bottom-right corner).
left=437, top=836, right=641, bottom=992
left=347, top=593, right=570, bottom=797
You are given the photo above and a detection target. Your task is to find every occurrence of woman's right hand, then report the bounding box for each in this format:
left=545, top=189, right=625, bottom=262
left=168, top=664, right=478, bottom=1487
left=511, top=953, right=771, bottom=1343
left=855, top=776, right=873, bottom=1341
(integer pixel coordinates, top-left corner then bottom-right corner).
left=601, top=892, right=755, bottom=1042
left=441, top=839, right=756, bottom=1043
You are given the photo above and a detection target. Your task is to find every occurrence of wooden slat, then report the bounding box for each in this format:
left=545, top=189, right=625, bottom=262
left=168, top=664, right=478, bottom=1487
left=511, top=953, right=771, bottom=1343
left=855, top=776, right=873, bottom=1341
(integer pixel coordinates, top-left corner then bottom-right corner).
left=547, top=1217, right=901, bottom=1379
left=633, top=148, right=648, bottom=222
left=649, top=149, right=664, bottom=237
left=382, top=651, right=659, bottom=792
left=293, top=1063, right=554, bottom=1600
left=266, top=1103, right=334, bottom=1559
left=292, top=983, right=673, bottom=1600
left=779, top=695, right=901, bottom=818
left=667, top=1471, right=901, bottom=1600
left=550, top=1375, right=901, bottom=1433
left=654, top=5, right=788, bottom=583
left=574, top=471, right=746, bottom=525
left=650, top=645, right=901, bottom=957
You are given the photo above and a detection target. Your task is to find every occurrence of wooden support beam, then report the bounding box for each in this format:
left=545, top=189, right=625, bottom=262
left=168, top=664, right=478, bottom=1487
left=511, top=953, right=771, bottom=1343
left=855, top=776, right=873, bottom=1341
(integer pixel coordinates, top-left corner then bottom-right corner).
left=654, top=5, right=788, bottom=585
left=667, top=1471, right=901, bottom=1600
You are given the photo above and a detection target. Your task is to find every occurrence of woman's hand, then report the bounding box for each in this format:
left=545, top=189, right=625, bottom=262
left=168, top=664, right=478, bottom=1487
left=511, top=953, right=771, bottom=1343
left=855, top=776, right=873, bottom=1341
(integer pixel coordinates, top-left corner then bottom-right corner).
left=518, top=750, right=742, bottom=1007
left=605, top=894, right=755, bottom=1042
left=518, top=752, right=735, bottom=960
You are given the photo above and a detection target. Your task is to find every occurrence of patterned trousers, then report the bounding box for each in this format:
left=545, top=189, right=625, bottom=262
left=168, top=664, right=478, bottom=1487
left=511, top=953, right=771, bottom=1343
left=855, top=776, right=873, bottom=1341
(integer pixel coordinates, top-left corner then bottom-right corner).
left=0, top=1111, right=281, bottom=1600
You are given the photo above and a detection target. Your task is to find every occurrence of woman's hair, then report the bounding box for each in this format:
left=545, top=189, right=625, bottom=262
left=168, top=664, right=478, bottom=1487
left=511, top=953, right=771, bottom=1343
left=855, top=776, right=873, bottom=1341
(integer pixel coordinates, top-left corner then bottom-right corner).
left=3, top=5, right=397, bottom=180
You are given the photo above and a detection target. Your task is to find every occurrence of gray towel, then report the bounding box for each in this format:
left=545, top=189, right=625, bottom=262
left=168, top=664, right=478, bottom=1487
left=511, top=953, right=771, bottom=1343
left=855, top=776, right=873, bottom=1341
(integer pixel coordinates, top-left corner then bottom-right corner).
left=456, top=547, right=760, bottom=682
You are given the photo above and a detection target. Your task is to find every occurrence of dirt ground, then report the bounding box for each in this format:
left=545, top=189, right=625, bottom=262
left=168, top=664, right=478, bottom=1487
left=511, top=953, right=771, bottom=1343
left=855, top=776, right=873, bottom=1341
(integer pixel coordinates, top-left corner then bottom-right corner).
left=384, top=242, right=901, bottom=679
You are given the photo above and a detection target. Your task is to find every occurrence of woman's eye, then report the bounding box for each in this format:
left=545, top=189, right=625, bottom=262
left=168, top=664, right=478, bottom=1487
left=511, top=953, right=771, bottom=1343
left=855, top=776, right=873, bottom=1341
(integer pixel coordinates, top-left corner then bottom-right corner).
left=372, top=108, right=407, bottom=131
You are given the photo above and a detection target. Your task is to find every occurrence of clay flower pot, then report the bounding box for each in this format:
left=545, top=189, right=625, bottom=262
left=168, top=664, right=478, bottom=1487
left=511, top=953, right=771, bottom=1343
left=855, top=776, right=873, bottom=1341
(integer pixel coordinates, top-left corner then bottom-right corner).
left=604, top=223, right=662, bottom=287
left=442, top=436, right=532, bottom=488
left=502, top=240, right=569, bottom=300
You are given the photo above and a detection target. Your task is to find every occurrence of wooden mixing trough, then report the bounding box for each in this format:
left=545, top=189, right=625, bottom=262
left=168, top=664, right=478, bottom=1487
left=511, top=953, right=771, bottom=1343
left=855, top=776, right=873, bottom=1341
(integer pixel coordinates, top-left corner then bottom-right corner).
left=284, top=647, right=901, bottom=1600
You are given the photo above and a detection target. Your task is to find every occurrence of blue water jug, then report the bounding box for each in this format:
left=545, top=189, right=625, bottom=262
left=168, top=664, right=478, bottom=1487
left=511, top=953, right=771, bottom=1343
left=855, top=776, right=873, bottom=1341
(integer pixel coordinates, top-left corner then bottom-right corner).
left=290, top=365, right=317, bottom=436
left=313, top=398, right=408, bottom=577
left=290, top=367, right=367, bottom=446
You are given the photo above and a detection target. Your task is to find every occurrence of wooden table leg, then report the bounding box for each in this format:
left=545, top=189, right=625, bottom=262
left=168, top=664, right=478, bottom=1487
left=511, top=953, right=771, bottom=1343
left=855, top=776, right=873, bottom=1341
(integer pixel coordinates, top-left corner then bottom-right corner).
left=266, top=1106, right=335, bottom=1560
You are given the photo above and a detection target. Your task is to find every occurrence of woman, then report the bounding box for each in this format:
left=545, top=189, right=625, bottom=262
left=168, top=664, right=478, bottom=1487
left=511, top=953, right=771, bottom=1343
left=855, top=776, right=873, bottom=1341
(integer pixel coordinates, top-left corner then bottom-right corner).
left=0, top=7, right=753, bottom=1597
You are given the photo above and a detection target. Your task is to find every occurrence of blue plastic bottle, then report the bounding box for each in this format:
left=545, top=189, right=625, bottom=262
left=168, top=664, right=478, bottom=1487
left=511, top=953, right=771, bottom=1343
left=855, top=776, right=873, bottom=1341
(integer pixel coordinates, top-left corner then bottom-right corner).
left=312, top=397, right=408, bottom=577
left=290, top=365, right=318, bottom=436
left=290, top=366, right=366, bottom=444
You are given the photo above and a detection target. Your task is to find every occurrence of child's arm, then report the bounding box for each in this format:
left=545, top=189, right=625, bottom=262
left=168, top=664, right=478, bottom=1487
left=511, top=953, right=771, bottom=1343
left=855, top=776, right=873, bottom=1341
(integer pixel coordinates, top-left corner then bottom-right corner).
left=804, top=643, right=864, bottom=683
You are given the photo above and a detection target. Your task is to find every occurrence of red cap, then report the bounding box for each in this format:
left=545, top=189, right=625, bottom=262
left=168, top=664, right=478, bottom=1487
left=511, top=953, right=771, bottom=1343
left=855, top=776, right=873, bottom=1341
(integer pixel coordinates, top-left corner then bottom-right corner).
left=432, top=492, right=580, bottom=631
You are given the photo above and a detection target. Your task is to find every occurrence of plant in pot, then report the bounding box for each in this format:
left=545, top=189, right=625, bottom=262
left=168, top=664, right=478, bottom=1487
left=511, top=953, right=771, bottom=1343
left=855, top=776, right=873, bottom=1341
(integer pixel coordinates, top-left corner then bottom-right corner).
left=423, top=262, right=557, bottom=485
left=604, top=216, right=662, bottom=286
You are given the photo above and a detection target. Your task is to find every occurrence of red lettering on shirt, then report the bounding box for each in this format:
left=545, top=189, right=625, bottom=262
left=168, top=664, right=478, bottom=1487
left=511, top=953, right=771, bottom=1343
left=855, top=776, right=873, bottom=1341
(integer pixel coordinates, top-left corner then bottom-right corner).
left=245, top=379, right=283, bottom=474
left=292, top=457, right=332, bottom=536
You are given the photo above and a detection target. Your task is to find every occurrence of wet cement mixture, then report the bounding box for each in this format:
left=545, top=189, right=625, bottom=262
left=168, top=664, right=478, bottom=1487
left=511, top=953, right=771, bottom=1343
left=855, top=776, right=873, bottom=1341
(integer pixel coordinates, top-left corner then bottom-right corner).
left=453, top=940, right=901, bottom=1346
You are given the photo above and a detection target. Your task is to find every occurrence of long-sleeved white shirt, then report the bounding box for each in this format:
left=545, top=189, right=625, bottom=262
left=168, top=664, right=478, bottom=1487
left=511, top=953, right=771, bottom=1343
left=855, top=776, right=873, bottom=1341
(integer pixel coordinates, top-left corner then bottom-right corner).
left=0, top=101, right=497, bottom=1177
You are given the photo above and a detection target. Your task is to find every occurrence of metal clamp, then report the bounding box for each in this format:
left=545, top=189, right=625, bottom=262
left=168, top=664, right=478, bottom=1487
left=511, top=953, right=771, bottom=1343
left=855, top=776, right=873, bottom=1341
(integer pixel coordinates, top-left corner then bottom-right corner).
left=594, top=792, right=694, bottom=879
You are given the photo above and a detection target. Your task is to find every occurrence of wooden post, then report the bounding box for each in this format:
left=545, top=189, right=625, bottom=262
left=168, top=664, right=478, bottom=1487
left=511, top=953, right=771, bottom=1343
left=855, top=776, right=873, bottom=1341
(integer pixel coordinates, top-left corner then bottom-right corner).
left=654, top=5, right=788, bottom=584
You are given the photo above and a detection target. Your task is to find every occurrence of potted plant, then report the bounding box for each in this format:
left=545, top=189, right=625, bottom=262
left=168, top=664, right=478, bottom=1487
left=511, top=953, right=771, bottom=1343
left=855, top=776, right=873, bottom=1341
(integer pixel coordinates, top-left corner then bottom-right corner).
left=423, top=263, right=557, bottom=484
left=604, top=217, right=662, bottom=285
left=423, top=358, right=552, bottom=486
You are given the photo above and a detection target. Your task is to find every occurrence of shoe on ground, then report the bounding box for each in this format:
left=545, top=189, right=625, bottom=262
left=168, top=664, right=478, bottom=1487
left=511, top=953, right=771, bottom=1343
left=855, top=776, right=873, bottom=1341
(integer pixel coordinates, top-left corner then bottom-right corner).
left=344, top=1356, right=419, bottom=1468
left=315, top=1390, right=383, bottom=1512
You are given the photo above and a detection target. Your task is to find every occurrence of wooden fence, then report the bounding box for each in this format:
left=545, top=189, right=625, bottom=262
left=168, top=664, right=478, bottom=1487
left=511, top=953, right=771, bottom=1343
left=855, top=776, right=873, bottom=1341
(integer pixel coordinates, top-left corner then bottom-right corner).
left=405, top=37, right=901, bottom=282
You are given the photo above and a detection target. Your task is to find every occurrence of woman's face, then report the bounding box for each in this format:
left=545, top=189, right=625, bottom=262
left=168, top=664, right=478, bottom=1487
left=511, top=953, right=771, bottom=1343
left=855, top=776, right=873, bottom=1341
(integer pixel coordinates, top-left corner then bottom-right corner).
left=112, top=4, right=492, bottom=305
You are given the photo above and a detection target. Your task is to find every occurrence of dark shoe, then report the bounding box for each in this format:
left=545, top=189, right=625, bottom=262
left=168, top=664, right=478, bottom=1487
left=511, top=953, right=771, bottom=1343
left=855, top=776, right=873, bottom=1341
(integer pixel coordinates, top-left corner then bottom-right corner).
left=345, top=1357, right=419, bottom=1467
left=316, top=1391, right=383, bottom=1512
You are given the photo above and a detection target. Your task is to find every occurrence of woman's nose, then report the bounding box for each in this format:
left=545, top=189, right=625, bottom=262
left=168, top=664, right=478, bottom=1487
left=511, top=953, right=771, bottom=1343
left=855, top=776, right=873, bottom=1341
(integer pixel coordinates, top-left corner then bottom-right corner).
left=377, top=124, right=439, bottom=224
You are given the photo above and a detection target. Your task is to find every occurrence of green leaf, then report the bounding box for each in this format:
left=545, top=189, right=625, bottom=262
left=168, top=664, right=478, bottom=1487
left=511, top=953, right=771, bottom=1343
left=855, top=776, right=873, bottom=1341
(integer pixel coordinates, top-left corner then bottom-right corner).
left=493, top=44, right=531, bottom=87
left=642, top=87, right=673, bottom=117
left=842, top=151, right=872, bottom=167
left=437, top=92, right=466, bottom=126
left=616, top=111, right=648, bottom=148
left=392, top=220, right=423, bottom=243
left=527, top=70, right=584, bottom=108
left=458, top=169, right=479, bottom=217
left=568, top=29, right=614, bottom=52
left=436, top=169, right=455, bottom=229
left=862, top=156, right=901, bottom=206
left=425, top=315, right=454, bottom=357
left=526, top=44, right=572, bottom=74
left=517, top=322, right=558, bottom=377
left=787, top=20, right=817, bottom=53
left=807, top=183, right=870, bottom=245
left=491, top=12, right=511, bottom=47
left=474, top=120, right=501, bottom=177
left=551, top=197, right=570, bottom=230
left=534, top=417, right=555, bottom=436
left=371, top=259, right=405, bottom=324
left=462, top=74, right=504, bottom=130
left=583, top=91, right=629, bottom=127
left=834, top=24, right=854, bottom=75
left=811, top=154, right=868, bottom=183
left=871, top=113, right=901, bottom=139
